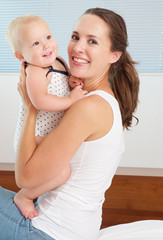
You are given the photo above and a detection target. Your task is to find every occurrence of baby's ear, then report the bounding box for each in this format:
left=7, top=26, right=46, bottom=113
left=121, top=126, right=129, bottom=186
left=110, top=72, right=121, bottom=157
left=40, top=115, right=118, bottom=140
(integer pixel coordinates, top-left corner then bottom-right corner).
left=14, top=51, right=25, bottom=62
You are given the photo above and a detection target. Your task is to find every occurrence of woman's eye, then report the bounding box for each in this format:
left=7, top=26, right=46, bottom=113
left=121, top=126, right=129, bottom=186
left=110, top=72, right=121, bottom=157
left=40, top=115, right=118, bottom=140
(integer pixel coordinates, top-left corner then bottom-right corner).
left=89, top=39, right=97, bottom=44
left=33, top=41, right=39, bottom=46
left=47, top=35, right=51, bottom=40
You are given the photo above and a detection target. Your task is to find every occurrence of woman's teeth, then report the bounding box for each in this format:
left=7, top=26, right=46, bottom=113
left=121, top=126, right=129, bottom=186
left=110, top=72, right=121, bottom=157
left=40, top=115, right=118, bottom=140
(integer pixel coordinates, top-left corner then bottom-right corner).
left=73, top=57, right=88, bottom=63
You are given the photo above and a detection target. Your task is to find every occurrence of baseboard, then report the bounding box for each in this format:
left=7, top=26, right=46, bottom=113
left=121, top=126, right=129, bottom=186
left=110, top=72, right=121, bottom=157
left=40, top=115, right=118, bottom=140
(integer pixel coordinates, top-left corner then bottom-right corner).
left=0, top=163, right=163, bottom=176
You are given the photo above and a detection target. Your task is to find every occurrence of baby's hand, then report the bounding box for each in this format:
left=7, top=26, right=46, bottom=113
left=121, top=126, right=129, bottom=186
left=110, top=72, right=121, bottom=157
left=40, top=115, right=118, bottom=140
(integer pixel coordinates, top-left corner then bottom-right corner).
left=69, top=75, right=84, bottom=89
left=69, top=85, right=87, bottom=104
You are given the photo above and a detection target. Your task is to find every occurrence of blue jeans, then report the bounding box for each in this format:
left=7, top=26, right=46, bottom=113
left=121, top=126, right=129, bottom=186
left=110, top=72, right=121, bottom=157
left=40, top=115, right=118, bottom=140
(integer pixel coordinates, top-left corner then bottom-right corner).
left=0, top=187, right=55, bottom=240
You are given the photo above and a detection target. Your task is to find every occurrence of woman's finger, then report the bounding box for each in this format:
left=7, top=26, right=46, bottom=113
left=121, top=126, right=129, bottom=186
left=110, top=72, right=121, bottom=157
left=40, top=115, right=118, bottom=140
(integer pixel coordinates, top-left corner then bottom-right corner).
left=46, top=72, right=53, bottom=85
left=20, top=62, right=26, bottom=85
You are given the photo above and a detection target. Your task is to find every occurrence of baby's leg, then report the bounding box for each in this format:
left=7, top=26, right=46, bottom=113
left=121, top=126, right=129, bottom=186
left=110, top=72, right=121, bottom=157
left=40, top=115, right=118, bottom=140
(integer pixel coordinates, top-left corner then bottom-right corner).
left=14, top=189, right=38, bottom=219
left=14, top=165, right=71, bottom=218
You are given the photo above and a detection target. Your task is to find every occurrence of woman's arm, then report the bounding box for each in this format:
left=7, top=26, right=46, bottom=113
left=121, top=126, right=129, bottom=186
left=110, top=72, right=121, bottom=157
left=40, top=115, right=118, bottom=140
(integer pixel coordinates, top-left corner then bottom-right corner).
left=17, top=165, right=71, bottom=201
left=26, top=65, right=87, bottom=112
left=15, top=94, right=93, bottom=188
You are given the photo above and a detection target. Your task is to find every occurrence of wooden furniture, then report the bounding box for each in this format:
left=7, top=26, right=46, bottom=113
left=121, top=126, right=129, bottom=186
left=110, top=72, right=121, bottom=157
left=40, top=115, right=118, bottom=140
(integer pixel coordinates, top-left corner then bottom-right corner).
left=101, top=175, right=163, bottom=228
left=0, top=171, right=163, bottom=228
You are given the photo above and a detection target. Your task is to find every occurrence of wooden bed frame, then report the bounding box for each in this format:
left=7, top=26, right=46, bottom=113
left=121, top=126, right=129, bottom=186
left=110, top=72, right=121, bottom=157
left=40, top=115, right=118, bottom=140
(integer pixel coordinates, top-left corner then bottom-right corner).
left=0, top=171, right=163, bottom=228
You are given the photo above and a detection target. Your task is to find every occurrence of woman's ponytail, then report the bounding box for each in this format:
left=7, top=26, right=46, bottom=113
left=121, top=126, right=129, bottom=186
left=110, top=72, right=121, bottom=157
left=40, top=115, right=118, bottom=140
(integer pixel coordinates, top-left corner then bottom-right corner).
left=109, top=51, right=139, bottom=129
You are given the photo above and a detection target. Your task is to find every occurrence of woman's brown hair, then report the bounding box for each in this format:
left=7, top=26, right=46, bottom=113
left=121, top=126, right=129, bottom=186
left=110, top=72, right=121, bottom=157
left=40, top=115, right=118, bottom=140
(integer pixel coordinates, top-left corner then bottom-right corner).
left=84, top=8, right=140, bottom=129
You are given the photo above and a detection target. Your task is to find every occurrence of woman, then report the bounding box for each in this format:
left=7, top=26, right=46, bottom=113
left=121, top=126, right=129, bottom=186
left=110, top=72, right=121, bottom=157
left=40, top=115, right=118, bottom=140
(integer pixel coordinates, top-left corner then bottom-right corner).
left=1, top=7, right=162, bottom=240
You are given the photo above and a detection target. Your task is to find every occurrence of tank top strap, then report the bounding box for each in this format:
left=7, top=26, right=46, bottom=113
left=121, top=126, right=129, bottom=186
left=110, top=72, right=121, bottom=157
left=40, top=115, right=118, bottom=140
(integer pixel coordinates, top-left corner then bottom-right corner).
left=88, top=90, right=118, bottom=106
left=56, top=57, right=68, bottom=71
left=46, top=57, right=69, bottom=77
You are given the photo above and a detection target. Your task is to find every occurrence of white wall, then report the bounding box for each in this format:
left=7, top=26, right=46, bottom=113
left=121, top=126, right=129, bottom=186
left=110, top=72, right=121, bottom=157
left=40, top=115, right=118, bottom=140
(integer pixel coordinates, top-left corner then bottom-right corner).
left=0, top=73, right=19, bottom=163
left=0, top=73, right=163, bottom=170
left=120, top=74, right=163, bottom=169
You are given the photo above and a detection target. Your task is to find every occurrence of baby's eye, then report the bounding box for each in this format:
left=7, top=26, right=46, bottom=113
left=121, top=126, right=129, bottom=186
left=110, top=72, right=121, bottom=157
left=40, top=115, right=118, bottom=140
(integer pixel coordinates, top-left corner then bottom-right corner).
left=89, top=39, right=97, bottom=44
left=47, top=35, right=51, bottom=40
left=33, top=41, right=39, bottom=46
left=71, top=34, right=79, bottom=41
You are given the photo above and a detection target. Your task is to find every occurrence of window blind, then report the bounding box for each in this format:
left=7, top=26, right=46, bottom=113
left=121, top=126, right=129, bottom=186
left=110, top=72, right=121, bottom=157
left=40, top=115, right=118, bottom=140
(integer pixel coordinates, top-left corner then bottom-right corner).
left=0, top=0, right=163, bottom=73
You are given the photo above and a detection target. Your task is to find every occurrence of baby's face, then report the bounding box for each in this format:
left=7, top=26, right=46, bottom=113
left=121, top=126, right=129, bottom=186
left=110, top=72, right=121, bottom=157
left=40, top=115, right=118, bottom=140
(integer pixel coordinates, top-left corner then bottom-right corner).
left=19, top=19, right=58, bottom=67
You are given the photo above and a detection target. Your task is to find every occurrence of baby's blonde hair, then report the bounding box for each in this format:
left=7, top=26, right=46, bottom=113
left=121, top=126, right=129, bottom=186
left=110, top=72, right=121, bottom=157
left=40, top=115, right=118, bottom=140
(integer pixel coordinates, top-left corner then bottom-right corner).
left=6, top=15, right=43, bottom=52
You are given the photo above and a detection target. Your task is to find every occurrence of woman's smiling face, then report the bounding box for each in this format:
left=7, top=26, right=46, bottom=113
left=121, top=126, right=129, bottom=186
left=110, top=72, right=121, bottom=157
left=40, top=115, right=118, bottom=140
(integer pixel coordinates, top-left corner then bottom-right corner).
left=67, top=14, right=116, bottom=83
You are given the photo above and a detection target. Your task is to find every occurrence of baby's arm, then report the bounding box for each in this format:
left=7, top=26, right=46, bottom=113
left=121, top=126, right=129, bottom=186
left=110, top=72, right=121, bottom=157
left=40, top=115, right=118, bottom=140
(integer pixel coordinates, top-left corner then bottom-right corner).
left=14, top=165, right=70, bottom=218
left=26, top=65, right=87, bottom=112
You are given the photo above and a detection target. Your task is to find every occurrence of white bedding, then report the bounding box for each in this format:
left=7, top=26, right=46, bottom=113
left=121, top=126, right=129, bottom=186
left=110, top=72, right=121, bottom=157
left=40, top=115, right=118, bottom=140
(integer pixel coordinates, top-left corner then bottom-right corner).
left=98, top=220, right=163, bottom=240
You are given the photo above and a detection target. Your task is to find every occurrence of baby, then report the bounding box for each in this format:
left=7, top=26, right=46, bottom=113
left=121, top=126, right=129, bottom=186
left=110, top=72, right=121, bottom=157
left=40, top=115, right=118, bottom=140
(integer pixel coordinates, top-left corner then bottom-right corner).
left=6, top=15, right=87, bottom=218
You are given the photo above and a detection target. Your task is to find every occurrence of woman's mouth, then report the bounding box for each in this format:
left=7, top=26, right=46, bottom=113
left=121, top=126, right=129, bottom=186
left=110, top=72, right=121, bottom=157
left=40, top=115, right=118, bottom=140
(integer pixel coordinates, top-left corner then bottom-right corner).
left=73, top=57, right=89, bottom=64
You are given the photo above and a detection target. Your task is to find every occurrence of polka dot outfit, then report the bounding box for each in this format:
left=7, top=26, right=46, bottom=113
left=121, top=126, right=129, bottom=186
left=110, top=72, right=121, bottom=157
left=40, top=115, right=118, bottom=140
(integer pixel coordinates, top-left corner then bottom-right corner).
left=14, top=58, right=70, bottom=152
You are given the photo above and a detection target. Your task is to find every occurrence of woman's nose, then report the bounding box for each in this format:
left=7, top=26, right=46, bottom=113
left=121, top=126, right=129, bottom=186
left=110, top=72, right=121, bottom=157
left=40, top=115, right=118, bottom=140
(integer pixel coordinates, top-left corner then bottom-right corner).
left=73, top=40, right=85, bottom=53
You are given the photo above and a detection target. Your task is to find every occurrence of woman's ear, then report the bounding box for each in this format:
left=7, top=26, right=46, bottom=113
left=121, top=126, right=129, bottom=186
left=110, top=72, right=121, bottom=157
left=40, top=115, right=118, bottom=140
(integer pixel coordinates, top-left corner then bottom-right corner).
left=14, top=51, right=25, bottom=62
left=110, top=51, right=122, bottom=64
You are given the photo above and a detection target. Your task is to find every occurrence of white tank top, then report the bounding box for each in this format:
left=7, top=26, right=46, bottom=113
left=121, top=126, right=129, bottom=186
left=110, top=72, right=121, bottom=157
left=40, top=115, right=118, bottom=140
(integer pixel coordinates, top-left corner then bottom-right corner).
left=32, top=90, right=125, bottom=240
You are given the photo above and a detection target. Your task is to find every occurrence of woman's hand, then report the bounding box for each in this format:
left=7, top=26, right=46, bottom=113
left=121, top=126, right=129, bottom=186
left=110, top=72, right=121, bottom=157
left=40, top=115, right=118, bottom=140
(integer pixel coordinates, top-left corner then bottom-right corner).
left=18, top=63, right=37, bottom=112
